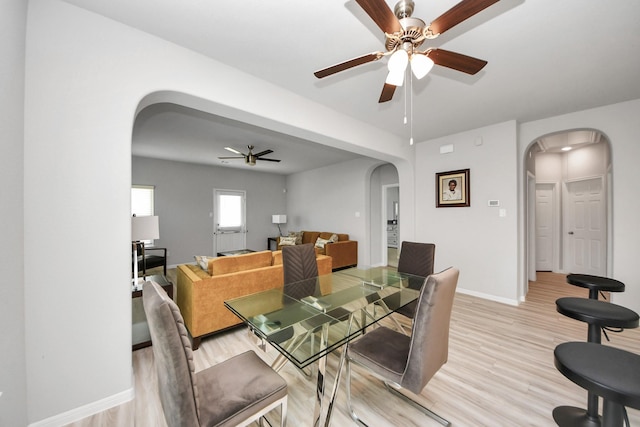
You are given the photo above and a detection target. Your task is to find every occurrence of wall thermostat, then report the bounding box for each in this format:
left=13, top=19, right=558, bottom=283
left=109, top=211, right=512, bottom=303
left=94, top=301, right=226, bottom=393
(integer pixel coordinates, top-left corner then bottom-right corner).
left=488, top=200, right=500, bottom=207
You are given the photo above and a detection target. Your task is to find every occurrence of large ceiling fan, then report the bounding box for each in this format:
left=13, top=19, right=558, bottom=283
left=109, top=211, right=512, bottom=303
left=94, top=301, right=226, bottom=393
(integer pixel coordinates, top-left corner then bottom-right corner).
left=314, top=0, right=499, bottom=103
left=218, top=145, right=281, bottom=166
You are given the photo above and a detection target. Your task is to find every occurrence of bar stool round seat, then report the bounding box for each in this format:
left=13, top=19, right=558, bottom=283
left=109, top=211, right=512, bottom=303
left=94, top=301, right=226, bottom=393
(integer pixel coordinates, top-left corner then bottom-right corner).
left=566, top=274, right=625, bottom=300
left=556, top=297, right=639, bottom=344
left=554, top=298, right=639, bottom=426
left=554, top=342, right=640, bottom=427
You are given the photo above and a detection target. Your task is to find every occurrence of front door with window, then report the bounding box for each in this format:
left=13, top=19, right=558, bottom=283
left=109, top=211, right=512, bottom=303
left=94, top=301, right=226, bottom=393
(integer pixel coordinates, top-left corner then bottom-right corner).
left=213, top=189, right=246, bottom=255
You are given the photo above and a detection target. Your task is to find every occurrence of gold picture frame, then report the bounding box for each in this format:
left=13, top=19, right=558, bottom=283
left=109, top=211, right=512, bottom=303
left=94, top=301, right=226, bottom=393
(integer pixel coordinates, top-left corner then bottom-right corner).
left=436, top=169, right=470, bottom=207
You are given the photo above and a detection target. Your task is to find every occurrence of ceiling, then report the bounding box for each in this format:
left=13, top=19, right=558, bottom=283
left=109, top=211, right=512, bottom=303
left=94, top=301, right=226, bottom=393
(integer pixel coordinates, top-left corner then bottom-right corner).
left=64, top=0, right=640, bottom=174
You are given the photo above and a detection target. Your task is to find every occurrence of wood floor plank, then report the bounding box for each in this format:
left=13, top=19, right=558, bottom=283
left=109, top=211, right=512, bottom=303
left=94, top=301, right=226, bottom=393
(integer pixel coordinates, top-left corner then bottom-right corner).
left=67, top=271, right=640, bottom=426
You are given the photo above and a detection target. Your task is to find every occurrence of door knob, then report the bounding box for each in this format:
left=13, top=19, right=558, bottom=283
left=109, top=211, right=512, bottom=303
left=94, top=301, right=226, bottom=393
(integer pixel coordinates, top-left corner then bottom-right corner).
left=568, top=231, right=574, bottom=235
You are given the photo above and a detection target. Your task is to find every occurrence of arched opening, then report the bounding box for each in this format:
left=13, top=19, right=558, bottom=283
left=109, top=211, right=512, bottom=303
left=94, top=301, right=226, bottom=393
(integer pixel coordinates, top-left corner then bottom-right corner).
left=369, top=163, right=400, bottom=267
left=524, top=129, right=612, bottom=288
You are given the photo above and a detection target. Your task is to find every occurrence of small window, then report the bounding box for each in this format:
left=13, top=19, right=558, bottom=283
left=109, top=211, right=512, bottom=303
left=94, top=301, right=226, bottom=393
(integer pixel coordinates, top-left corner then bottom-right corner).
left=131, top=185, right=154, bottom=217
left=131, top=185, right=155, bottom=245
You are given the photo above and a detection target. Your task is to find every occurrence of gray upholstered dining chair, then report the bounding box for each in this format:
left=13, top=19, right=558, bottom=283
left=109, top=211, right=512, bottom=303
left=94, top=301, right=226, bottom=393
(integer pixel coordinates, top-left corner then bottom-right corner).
left=142, top=281, right=288, bottom=427
left=396, top=241, right=436, bottom=317
left=345, top=267, right=459, bottom=427
left=282, top=243, right=318, bottom=298
left=272, top=243, right=349, bottom=372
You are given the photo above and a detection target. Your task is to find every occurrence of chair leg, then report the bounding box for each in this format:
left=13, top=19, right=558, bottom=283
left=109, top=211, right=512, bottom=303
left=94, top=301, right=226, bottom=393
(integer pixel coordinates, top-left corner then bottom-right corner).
left=383, top=382, right=451, bottom=427
left=280, top=398, right=287, bottom=427
left=346, top=358, right=370, bottom=427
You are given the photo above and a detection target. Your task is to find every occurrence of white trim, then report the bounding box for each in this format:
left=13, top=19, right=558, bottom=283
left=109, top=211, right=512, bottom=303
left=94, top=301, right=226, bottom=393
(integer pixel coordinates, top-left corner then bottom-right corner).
left=28, top=388, right=134, bottom=427
left=456, top=288, right=519, bottom=307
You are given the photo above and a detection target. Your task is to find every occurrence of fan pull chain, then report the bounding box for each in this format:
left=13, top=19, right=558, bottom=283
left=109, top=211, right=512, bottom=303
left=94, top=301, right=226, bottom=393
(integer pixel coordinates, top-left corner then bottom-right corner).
left=409, top=69, right=414, bottom=145
left=403, top=72, right=408, bottom=125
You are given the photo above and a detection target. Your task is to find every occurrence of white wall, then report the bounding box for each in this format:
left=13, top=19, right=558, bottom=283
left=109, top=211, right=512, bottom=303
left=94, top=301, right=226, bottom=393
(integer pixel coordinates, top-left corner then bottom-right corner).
left=415, top=121, right=520, bottom=304
left=23, top=0, right=413, bottom=423
left=286, top=158, right=384, bottom=266
left=133, top=156, right=287, bottom=263
left=519, top=99, right=640, bottom=314
left=0, top=0, right=27, bottom=425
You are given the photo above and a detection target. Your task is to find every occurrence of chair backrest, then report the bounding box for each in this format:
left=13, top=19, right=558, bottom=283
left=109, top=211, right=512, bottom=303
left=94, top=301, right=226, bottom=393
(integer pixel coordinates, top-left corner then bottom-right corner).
left=401, top=267, right=459, bottom=394
left=397, top=241, right=435, bottom=279
left=282, top=243, right=318, bottom=299
left=143, top=281, right=200, bottom=427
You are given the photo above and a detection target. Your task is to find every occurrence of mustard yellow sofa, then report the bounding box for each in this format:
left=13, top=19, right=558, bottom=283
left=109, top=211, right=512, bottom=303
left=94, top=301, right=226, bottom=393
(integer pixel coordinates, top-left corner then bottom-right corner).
left=278, top=231, right=358, bottom=270
left=176, top=250, right=332, bottom=349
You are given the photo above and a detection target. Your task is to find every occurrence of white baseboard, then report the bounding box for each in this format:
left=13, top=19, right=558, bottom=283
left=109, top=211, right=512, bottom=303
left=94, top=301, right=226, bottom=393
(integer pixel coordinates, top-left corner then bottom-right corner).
left=28, top=387, right=134, bottom=427
left=456, top=287, right=519, bottom=306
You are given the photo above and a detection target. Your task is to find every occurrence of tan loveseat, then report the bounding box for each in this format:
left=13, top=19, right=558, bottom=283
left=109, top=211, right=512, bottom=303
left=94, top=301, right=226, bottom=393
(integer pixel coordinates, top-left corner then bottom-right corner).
left=278, top=231, right=358, bottom=270
left=176, top=250, right=332, bottom=349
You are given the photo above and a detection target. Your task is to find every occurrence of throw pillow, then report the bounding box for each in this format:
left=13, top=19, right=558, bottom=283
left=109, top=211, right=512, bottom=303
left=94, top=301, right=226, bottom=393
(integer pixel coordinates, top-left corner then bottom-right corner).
left=329, top=233, right=339, bottom=243
left=288, top=231, right=304, bottom=245
left=193, top=255, right=212, bottom=271
left=315, top=237, right=331, bottom=249
left=279, top=236, right=297, bottom=246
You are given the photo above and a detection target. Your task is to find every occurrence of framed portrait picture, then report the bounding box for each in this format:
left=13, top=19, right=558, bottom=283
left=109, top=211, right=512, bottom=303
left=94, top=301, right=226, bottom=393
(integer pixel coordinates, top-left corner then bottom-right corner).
left=436, top=169, right=470, bottom=207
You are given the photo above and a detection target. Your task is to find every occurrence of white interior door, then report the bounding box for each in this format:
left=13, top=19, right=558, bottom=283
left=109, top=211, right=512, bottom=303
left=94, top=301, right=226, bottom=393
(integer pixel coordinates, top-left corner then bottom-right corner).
left=213, top=189, right=246, bottom=255
left=535, top=184, right=555, bottom=271
left=564, top=177, right=606, bottom=275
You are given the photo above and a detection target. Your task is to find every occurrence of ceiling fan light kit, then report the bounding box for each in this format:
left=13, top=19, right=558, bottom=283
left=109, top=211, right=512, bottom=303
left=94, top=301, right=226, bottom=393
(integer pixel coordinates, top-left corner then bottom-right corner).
left=314, top=0, right=499, bottom=103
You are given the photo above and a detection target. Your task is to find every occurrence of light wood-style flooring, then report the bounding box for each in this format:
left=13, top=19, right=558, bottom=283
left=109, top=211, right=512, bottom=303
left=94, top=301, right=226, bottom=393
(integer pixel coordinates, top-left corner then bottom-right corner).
left=68, top=272, right=640, bottom=426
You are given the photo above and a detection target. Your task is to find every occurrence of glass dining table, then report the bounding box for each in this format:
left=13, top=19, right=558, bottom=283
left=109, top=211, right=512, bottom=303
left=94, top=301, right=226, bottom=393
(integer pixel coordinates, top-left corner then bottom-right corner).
left=224, top=266, right=425, bottom=427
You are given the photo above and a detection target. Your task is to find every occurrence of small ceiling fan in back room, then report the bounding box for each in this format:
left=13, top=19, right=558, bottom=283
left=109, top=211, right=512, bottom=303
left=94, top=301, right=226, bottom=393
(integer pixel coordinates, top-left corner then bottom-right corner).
left=314, top=0, right=500, bottom=103
left=218, top=145, right=281, bottom=166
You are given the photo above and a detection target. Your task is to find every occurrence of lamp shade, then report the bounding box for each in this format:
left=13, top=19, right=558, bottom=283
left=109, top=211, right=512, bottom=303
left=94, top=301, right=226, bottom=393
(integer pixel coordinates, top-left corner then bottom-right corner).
left=132, top=215, right=159, bottom=241
left=272, top=214, right=287, bottom=224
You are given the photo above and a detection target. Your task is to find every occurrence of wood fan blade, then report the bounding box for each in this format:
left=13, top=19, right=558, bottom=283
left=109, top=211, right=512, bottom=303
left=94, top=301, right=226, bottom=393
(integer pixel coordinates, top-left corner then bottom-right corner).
left=356, top=0, right=402, bottom=34
left=253, top=149, right=273, bottom=157
left=427, top=48, right=487, bottom=75
left=257, top=158, right=281, bottom=162
left=218, top=156, right=245, bottom=159
left=429, top=0, right=500, bottom=36
left=314, top=52, right=382, bottom=79
left=378, top=83, right=397, bottom=103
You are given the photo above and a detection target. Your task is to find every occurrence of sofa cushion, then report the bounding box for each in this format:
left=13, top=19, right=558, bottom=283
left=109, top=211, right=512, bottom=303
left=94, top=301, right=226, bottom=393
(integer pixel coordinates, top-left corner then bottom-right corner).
left=209, top=251, right=273, bottom=276
left=288, top=231, right=304, bottom=245
left=272, top=251, right=283, bottom=266
left=279, top=236, right=297, bottom=246
left=315, top=237, right=331, bottom=249
left=194, top=255, right=213, bottom=271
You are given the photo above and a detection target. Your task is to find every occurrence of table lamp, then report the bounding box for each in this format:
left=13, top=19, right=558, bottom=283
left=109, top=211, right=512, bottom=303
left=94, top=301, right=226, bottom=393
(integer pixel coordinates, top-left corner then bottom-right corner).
left=272, top=214, right=287, bottom=237
left=131, top=215, right=160, bottom=289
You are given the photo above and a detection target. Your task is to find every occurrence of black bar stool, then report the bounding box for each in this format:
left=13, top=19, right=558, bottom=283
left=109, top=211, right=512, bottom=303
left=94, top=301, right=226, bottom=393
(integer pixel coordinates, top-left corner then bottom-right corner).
left=554, top=298, right=639, bottom=426
left=555, top=342, right=640, bottom=427
left=566, top=274, right=625, bottom=300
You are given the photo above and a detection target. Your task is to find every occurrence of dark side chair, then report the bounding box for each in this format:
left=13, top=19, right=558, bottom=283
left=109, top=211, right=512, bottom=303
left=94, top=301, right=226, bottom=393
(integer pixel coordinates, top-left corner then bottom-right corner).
left=135, top=242, right=167, bottom=276
left=390, top=241, right=435, bottom=334
left=142, top=281, right=288, bottom=427
left=346, top=267, right=459, bottom=427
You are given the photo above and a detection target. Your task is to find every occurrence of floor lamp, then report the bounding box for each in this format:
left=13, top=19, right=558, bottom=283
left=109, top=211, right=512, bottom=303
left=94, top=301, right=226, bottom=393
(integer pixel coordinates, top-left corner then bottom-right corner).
left=272, top=214, right=287, bottom=237
left=131, top=215, right=160, bottom=290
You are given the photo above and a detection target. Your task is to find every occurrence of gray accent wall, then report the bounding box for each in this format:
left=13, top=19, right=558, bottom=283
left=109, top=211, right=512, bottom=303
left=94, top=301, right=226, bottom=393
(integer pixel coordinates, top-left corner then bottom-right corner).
left=132, top=156, right=287, bottom=265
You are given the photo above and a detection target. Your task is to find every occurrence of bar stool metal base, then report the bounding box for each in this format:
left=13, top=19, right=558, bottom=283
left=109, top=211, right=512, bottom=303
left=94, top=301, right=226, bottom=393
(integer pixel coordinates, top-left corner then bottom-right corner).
left=553, top=405, right=601, bottom=427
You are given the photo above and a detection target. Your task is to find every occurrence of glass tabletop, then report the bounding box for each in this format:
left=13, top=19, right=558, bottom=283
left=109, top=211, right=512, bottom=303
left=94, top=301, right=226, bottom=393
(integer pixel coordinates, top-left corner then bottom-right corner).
left=225, top=266, right=424, bottom=369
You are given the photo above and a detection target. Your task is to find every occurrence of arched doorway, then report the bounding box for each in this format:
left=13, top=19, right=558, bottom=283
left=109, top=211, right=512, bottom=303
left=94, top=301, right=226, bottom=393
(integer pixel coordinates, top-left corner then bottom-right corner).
left=525, top=129, right=612, bottom=283
left=370, top=163, right=400, bottom=267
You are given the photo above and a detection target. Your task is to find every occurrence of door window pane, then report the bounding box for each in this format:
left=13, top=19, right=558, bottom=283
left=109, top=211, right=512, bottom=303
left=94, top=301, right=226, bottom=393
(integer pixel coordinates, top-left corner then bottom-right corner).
left=218, top=194, right=242, bottom=230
